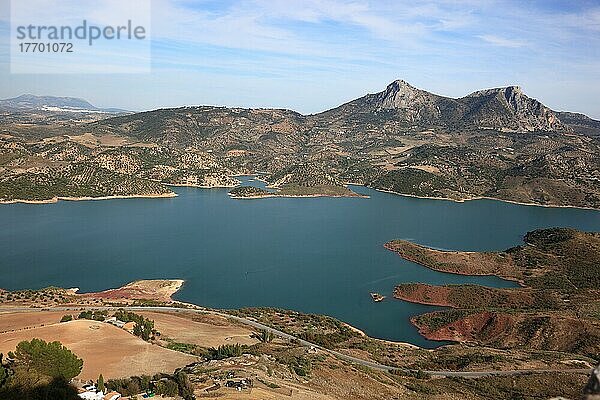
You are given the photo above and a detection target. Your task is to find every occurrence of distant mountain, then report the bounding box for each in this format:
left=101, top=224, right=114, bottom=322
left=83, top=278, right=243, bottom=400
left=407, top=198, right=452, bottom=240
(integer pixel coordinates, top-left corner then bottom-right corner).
left=0, top=94, right=128, bottom=114
left=315, top=80, right=569, bottom=133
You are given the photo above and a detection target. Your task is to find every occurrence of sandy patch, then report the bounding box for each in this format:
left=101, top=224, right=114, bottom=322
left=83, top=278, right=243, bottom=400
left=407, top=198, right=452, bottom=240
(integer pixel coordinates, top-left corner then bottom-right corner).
left=78, top=279, right=184, bottom=302
left=409, top=164, right=441, bottom=174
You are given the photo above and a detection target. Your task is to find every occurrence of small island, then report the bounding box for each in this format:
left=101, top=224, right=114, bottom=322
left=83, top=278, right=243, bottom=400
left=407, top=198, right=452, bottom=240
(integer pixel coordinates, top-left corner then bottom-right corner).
left=228, top=184, right=368, bottom=199
left=228, top=186, right=275, bottom=199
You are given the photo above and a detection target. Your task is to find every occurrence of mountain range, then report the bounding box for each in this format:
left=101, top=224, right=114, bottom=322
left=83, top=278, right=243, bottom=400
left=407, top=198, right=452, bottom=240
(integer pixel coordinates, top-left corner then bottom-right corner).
left=0, top=94, right=129, bottom=114
left=1, top=80, right=599, bottom=208
left=316, top=80, right=569, bottom=133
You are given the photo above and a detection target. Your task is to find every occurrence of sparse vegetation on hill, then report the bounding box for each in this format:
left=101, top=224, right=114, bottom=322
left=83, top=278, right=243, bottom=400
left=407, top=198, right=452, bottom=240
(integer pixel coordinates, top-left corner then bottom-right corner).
left=230, top=307, right=362, bottom=349
left=389, top=228, right=600, bottom=358
left=228, top=185, right=272, bottom=198
left=3, top=80, right=600, bottom=207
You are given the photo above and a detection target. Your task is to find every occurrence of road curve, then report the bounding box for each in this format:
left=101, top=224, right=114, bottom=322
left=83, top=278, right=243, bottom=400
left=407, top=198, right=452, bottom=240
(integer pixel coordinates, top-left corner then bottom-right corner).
left=0, top=305, right=593, bottom=378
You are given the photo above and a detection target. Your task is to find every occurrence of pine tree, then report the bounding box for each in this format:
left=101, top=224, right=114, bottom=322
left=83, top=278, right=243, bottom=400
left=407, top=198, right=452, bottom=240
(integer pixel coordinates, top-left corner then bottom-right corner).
left=98, top=374, right=105, bottom=393
left=11, top=339, right=83, bottom=381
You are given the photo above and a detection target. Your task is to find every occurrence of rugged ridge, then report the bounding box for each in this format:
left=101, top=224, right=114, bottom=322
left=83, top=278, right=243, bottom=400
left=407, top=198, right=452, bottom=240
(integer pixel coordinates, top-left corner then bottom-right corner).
left=462, top=86, right=566, bottom=132
left=316, top=81, right=568, bottom=133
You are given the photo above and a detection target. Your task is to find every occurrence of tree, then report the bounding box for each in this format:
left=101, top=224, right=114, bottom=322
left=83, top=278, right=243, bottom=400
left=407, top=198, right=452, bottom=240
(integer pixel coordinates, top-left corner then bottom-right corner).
left=206, top=344, right=244, bottom=360
left=175, top=371, right=194, bottom=400
left=257, top=329, right=274, bottom=343
left=78, top=311, right=92, bottom=320
left=155, top=379, right=178, bottom=397
left=10, top=339, right=83, bottom=381
left=115, top=310, right=154, bottom=341
left=60, top=315, right=73, bottom=323
left=0, top=354, right=9, bottom=389
left=97, top=374, right=104, bottom=393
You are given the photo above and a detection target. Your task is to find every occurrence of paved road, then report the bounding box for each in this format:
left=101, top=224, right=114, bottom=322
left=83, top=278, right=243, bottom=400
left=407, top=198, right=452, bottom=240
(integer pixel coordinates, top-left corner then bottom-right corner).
left=1, top=305, right=593, bottom=378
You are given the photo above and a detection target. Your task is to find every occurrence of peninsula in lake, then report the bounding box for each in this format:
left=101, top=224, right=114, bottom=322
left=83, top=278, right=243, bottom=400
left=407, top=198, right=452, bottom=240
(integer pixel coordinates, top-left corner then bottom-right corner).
left=2, top=80, right=600, bottom=208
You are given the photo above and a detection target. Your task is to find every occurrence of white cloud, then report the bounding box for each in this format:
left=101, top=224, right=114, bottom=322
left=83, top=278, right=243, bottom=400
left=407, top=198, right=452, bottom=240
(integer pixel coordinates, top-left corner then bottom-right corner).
left=478, top=34, right=527, bottom=48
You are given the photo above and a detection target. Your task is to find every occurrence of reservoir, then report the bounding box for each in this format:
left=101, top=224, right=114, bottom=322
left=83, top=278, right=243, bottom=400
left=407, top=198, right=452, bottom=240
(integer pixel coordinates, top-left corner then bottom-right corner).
left=2, top=177, right=599, bottom=347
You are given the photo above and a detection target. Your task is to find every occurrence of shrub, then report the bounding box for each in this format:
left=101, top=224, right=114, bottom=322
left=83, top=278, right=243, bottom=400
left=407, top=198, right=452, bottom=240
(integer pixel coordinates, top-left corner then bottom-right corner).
left=205, top=344, right=245, bottom=360
left=60, top=315, right=73, bottom=323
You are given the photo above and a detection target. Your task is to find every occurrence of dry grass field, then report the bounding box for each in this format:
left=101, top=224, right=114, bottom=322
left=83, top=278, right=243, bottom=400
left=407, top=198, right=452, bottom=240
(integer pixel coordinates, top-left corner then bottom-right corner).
left=0, top=316, right=197, bottom=380
left=139, top=311, right=259, bottom=348
left=0, top=311, right=68, bottom=333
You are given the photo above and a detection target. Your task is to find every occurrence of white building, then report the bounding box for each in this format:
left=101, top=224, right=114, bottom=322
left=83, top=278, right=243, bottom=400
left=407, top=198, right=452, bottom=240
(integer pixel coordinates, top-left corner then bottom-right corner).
left=77, top=391, right=104, bottom=400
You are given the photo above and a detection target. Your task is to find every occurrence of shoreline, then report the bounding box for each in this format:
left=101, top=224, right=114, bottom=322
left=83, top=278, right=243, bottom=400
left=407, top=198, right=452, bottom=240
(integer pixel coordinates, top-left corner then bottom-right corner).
left=1, top=175, right=597, bottom=209
left=409, top=314, right=452, bottom=343
left=369, top=186, right=599, bottom=211
left=166, top=182, right=238, bottom=189
left=228, top=192, right=369, bottom=199
left=153, top=280, right=420, bottom=349
left=0, top=192, right=178, bottom=205
left=394, top=292, right=456, bottom=309
left=76, top=279, right=186, bottom=303
left=0, top=279, right=421, bottom=350
left=382, top=242, right=526, bottom=286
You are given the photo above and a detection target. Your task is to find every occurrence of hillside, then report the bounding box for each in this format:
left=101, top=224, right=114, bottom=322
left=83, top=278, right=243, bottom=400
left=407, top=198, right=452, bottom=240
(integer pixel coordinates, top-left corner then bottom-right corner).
left=0, top=281, right=596, bottom=400
left=388, top=228, right=600, bottom=357
left=0, top=136, right=237, bottom=202
left=1, top=81, right=600, bottom=207
left=313, top=80, right=567, bottom=133
left=0, top=94, right=99, bottom=111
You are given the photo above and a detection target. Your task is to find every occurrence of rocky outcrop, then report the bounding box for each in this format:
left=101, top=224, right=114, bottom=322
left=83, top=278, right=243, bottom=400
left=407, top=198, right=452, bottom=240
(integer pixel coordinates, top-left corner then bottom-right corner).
left=558, top=111, right=600, bottom=136
left=585, top=364, right=600, bottom=399
left=369, top=80, right=459, bottom=124
left=462, top=86, right=567, bottom=132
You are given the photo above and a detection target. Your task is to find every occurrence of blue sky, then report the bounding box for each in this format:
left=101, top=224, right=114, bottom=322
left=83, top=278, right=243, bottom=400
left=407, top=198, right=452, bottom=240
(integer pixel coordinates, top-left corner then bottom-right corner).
left=0, top=0, right=599, bottom=117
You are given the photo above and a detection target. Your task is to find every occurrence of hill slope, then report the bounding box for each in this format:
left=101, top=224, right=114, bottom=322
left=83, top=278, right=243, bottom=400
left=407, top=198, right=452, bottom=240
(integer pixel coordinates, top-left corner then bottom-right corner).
left=2, top=80, right=600, bottom=207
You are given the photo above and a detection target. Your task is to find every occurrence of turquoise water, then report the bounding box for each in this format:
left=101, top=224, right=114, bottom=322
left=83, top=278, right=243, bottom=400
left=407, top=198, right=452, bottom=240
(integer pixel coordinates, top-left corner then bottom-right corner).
left=1, top=177, right=599, bottom=347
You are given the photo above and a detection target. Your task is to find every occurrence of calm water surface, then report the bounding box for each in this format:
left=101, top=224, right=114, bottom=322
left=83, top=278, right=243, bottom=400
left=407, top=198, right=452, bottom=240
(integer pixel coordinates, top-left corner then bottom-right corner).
left=2, top=177, right=600, bottom=347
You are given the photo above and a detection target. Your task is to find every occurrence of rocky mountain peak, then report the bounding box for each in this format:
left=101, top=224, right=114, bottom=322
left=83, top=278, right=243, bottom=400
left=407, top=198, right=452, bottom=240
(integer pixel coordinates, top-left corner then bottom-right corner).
left=462, top=85, right=567, bottom=132
left=387, top=79, right=418, bottom=91
left=318, top=79, right=572, bottom=132
left=466, top=85, right=522, bottom=99
left=375, top=79, right=440, bottom=111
